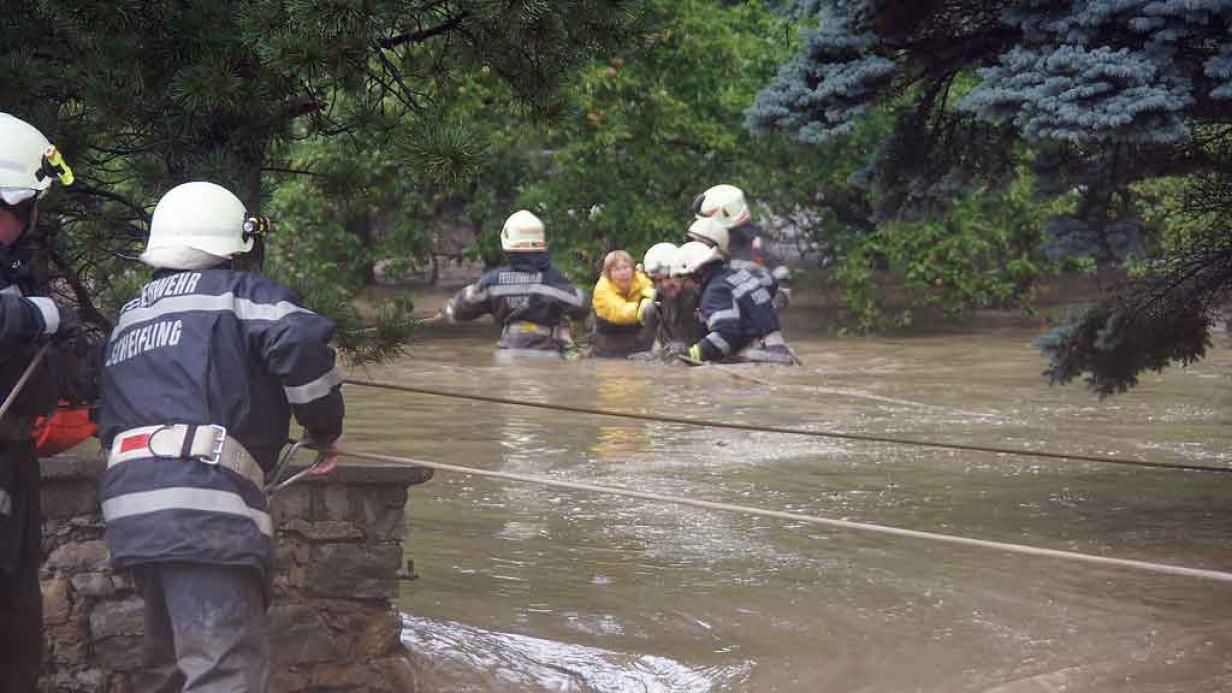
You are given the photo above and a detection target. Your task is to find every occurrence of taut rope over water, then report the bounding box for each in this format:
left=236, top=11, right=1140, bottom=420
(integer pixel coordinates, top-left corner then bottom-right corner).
left=341, top=379, right=1232, bottom=475
left=342, top=449, right=1232, bottom=585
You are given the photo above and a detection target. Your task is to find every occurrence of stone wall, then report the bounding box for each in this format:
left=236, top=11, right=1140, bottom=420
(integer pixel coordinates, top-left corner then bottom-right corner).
left=39, top=454, right=432, bottom=692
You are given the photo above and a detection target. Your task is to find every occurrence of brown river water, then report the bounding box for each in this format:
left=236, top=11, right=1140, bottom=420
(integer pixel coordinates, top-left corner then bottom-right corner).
left=341, top=316, right=1232, bottom=692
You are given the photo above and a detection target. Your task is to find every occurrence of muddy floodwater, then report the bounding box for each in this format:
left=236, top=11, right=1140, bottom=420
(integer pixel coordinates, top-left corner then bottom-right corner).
left=342, top=316, right=1232, bottom=692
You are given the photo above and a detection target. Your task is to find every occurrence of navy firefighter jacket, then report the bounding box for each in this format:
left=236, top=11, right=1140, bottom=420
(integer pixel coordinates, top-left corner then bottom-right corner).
left=696, top=265, right=781, bottom=362
left=444, top=252, right=588, bottom=350
left=97, top=268, right=344, bottom=573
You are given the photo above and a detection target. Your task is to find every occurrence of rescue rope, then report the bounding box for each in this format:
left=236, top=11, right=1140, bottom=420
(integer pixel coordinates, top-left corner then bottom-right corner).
left=341, top=379, right=1232, bottom=474
left=342, top=449, right=1232, bottom=585
left=708, top=363, right=989, bottom=416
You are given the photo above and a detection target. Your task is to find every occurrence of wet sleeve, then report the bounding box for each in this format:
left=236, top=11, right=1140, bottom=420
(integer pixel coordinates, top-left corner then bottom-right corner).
left=697, top=283, right=749, bottom=361
left=243, top=280, right=344, bottom=443
left=564, top=285, right=590, bottom=321
left=444, top=282, right=492, bottom=322
left=0, top=294, right=58, bottom=345
left=743, top=288, right=780, bottom=336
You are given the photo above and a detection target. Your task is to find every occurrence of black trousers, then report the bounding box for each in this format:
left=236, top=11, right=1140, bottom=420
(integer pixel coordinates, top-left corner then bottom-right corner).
left=0, top=442, right=43, bottom=693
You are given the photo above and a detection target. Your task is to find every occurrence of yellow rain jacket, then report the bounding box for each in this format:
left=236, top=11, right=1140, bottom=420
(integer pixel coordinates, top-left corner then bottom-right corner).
left=592, top=271, right=653, bottom=326
left=591, top=271, right=654, bottom=356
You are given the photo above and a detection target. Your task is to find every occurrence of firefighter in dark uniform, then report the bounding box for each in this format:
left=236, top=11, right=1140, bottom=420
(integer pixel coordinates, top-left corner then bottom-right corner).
left=630, top=242, right=703, bottom=360
left=690, top=183, right=791, bottom=311
left=97, top=181, right=344, bottom=690
left=0, top=113, right=81, bottom=693
left=441, top=209, right=589, bottom=359
left=678, top=236, right=796, bottom=365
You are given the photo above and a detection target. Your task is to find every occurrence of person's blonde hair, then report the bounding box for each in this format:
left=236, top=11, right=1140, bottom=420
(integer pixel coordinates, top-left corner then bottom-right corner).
left=602, top=250, right=635, bottom=279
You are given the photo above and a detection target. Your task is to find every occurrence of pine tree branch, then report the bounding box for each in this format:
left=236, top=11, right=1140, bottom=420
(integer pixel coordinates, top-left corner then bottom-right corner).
left=70, top=184, right=151, bottom=224
left=379, top=16, right=465, bottom=49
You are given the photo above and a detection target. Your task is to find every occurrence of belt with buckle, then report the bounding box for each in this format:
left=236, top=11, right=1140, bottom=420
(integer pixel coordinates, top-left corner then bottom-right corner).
left=108, top=424, right=265, bottom=488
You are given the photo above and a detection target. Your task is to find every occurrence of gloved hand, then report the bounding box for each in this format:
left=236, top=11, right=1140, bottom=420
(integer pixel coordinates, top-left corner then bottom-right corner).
left=51, top=334, right=100, bottom=406
left=772, top=287, right=791, bottom=311
left=28, top=298, right=81, bottom=338
left=686, top=343, right=704, bottom=363
left=55, top=305, right=82, bottom=340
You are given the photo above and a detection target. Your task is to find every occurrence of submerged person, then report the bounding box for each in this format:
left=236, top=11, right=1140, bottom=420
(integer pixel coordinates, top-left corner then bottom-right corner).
left=677, top=232, right=796, bottom=365
left=442, top=210, right=588, bottom=359
left=690, top=183, right=791, bottom=310
left=630, top=242, right=702, bottom=360
left=591, top=250, right=654, bottom=358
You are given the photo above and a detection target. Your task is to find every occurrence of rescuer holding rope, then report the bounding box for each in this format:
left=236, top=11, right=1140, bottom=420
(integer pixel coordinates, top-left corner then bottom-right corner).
left=97, top=181, right=344, bottom=690
left=0, top=113, right=83, bottom=693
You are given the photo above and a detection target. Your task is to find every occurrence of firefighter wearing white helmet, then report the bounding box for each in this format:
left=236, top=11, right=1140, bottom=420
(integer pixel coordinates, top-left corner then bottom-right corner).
left=442, top=209, right=588, bottom=358
left=642, top=242, right=678, bottom=279
left=624, top=242, right=700, bottom=361
left=686, top=215, right=730, bottom=254
left=677, top=239, right=796, bottom=365
left=0, top=113, right=83, bottom=691
left=141, top=181, right=256, bottom=269
left=501, top=209, right=547, bottom=252
left=690, top=183, right=792, bottom=311
left=99, top=180, right=344, bottom=689
left=691, top=184, right=750, bottom=229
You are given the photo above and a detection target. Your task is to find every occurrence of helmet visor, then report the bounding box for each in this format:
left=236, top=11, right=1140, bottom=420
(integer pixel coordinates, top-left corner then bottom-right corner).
left=0, top=187, right=40, bottom=207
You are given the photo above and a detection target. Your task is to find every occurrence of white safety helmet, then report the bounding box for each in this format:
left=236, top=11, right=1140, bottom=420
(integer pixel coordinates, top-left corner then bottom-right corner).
left=686, top=216, right=729, bottom=253
left=0, top=113, right=71, bottom=207
left=141, top=182, right=253, bottom=268
left=692, top=184, right=750, bottom=229
left=501, top=209, right=546, bottom=252
left=642, top=242, right=678, bottom=278
left=675, top=241, right=723, bottom=276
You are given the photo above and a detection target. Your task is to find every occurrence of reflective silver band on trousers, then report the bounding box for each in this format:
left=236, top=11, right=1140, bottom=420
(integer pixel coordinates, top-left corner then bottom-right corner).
left=102, top=487, right=273, bottom=536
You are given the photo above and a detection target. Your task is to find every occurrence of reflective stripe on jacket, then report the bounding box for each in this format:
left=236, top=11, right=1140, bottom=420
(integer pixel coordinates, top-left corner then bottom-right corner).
left=696, top=266, right=781, bottom=362
left=97, top=268, right=344, bottom=573
left=445, top=253, right=588, bottom=350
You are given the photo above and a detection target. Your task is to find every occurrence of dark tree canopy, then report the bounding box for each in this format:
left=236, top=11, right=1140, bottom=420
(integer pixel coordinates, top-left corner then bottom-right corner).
left=748, top=0, right=1232, bottom=395
left=0, top=0, right=641, bottom=358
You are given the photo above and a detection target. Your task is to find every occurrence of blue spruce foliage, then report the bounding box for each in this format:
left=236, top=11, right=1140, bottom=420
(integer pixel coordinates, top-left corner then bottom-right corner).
left=749, top=0, right=1232, bottom=394
left=746, top=3, right=898, bottom=143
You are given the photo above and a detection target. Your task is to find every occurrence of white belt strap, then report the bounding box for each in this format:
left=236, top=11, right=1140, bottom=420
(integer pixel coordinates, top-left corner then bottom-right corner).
left=109, top=424, right=265, bottom=489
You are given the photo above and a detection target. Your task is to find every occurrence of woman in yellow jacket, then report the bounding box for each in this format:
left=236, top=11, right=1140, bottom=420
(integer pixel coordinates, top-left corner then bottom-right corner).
left=591, top=250, right=655, bottom=358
